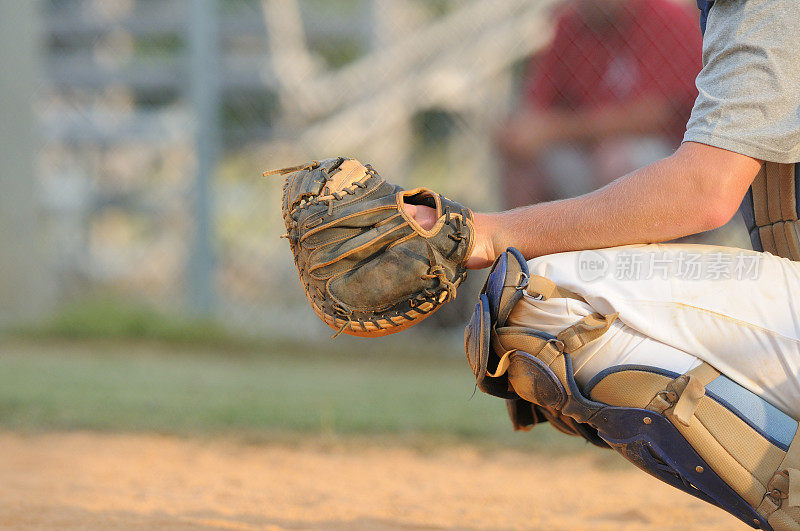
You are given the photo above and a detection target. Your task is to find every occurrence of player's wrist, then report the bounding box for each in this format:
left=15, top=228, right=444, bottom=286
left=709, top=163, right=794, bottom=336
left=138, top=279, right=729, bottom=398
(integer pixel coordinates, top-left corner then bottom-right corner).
left=466, top=212, right=502, bottom=269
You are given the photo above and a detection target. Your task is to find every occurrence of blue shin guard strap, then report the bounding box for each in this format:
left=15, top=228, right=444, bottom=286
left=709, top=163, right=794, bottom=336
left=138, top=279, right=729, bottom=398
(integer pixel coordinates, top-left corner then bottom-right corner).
left=594, top=407, right=772, bottom=530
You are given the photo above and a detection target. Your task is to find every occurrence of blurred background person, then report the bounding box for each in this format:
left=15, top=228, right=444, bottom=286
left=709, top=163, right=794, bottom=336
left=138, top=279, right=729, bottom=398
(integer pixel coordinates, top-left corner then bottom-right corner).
left=496, top=0, right=702, bottom=207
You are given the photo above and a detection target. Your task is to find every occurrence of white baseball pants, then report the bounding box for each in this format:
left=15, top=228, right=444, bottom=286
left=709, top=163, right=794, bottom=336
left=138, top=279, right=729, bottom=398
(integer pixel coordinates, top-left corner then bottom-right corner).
left=508, top=244, right=800, bottom=418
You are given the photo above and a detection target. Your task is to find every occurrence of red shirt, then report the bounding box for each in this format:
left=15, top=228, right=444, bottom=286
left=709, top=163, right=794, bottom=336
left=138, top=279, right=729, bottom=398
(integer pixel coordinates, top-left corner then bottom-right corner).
left=525, top=0, right=702, bottom=139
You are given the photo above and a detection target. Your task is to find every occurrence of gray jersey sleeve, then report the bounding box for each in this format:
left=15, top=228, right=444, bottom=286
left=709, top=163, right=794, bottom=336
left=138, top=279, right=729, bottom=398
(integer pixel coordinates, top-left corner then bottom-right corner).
left=684, top=0, right=800, bottom=163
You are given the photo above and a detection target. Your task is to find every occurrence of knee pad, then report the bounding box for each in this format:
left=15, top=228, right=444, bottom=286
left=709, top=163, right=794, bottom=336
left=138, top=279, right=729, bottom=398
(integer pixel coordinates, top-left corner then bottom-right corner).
left=465, top=247, right=800, bottom=530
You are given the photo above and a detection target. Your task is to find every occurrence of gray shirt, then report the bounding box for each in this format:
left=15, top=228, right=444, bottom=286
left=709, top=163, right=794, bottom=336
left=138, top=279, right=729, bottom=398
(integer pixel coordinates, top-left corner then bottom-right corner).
left=684, top=0, right=800, bottom=163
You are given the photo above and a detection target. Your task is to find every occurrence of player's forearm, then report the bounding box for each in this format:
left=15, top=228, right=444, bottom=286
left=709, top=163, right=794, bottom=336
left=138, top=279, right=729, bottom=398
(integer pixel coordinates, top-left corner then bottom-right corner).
left=477, top=142, right=761, bottom=262
left=481, top=169, right=700, bottom=259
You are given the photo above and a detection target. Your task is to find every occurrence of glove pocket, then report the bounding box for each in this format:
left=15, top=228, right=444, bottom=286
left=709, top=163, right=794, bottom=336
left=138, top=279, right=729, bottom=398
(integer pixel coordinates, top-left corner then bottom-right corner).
left=325, top=243, right=433, bottom=312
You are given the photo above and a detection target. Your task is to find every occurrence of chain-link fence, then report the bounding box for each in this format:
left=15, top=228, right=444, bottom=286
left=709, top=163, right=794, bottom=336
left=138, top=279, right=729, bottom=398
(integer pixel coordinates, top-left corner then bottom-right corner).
left=2, top=0, right=746, bottom=339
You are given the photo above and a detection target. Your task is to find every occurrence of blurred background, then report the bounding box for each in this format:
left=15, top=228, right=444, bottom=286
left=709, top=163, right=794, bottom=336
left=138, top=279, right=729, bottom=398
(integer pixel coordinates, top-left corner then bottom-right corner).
left=0, top=0, right=749, bottom=442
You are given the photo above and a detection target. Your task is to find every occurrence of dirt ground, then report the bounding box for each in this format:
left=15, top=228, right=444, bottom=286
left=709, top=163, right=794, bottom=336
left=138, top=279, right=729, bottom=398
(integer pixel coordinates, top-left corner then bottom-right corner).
left=0, top=431, right=742, bottom=530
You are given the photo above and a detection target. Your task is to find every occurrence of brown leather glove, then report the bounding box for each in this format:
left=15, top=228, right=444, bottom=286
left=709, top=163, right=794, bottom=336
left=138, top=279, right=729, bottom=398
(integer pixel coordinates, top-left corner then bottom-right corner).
left=266, top=157, right=475, bottom=338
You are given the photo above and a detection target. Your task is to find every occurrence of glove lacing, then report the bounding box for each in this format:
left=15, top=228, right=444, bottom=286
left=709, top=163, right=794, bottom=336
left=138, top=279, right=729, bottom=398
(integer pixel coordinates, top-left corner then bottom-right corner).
left=422, top=240, right=457, bottom=303
left=331, top=302, right=354, bottom=339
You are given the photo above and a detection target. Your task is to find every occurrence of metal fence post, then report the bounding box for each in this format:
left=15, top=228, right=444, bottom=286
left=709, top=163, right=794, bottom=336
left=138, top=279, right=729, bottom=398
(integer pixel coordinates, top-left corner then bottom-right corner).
left=0, top=0, right=53, bottom=327
left=187, top=0, right=220, bottom=315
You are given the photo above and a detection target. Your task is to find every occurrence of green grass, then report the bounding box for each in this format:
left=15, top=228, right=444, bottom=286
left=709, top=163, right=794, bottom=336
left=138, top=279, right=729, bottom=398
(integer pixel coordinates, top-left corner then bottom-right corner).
left=0, top=336, right=591, bottom=451
left=15, top=296, right=242, bottom=346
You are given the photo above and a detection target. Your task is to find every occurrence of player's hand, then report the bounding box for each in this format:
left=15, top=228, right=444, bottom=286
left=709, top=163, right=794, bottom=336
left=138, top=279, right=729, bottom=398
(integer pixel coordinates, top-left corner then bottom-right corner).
left=403, top=203, right=499, bottom=269
left=401, top=202, right=438, bottom=231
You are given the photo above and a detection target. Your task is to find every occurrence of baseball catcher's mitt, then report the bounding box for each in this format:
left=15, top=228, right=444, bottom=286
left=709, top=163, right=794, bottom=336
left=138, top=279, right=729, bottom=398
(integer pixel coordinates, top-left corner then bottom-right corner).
left=265, top=157, right=475, bottom=338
